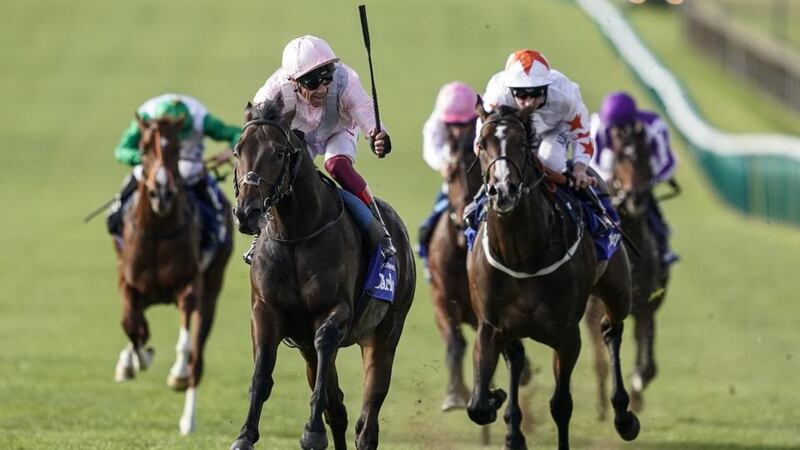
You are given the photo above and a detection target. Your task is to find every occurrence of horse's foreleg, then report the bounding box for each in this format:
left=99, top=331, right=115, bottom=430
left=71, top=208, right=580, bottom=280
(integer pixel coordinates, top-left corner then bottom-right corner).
left=585, top=297, right=609, bottom=421
left=300, top=348, right=349, bottom=450
left=502, top=339, right=527, bottom=450
left=117, top=285, right=152, bottom=381
left=601, top=318, right=640, bottom=442
left=630, top=306, right=656, bottom=412
left=168, top=284, right=198, bottom=392
left=355, top=341, right=397, bottom=450
left=467, top=322, right=506, bottom=426
left=432, top=289, right=470, bottom=411
left=550, top=328, right=580, bottom=450
left=230, top=301, right=283, bottom=450
left=300, top=315, right=344, bottom=450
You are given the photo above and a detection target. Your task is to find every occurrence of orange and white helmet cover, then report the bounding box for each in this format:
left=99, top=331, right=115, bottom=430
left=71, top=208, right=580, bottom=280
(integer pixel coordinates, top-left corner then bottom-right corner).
left=503, top=49, right=552, bottom=88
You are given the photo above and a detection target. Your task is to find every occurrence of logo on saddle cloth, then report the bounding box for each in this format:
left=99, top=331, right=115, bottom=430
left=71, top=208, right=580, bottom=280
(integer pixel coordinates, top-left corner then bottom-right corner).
left=364, top=249, right=397, bottom=302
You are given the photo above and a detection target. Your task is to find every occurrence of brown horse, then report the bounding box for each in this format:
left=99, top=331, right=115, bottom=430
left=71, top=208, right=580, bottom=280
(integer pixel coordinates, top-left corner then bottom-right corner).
left=586, top=123, right=671, bottom=417
left=466, top=103, right=639, bottom=450
left=113, top=114, right=233, bottom=435
left=427, top=123, right=482, bottom=411
left=229, top=99, right=416, bottom=450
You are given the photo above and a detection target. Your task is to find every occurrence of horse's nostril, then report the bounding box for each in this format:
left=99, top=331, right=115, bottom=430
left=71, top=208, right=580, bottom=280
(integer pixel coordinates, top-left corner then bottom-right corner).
left=487, top=185, right=498, bottom=197
left=508, top=183, right=518, bottom=196
left=149, top=190, right=157, bottom=199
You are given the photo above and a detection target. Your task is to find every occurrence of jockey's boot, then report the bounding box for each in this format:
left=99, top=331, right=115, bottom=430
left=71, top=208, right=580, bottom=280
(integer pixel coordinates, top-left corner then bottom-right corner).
left=367, top=199, right=397, bottom=258
left=106, top=173, right=138, bottom=236
left=462, top=185, right=486, bottom=230
left=242, top=233, right=259, bottom=265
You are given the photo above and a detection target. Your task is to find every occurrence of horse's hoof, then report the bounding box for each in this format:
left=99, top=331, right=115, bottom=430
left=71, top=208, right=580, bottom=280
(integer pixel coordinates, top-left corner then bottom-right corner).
left=300, top=426, right=329, bottom=450
left=490, top=388, right=508, bottom=409
left=134, top=347, right=155, bottom=371
left=467, top=404, right=497, bottom=426
left=229, top=439, right=254, bottom=450
left=114, top=366, right=135, bottom=382
left=615, top=411, right=640, bottom=441
left=504, top=435, right=528, bottom=450
left=441, top=391, right=469, bottom=411
left=167, top=374, right=189, bottom=391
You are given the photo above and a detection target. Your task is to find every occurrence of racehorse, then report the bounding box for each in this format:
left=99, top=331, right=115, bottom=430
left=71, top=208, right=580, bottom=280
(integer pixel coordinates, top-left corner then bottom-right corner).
left=427, top=124, right=533, bottom=415
left=466, top=102, right=640, bottom=450
left=229, top=99, right=416, bottom=450
left=586, top=122, right=671, bottom=416
left=113, top=113, right=233, bottom=434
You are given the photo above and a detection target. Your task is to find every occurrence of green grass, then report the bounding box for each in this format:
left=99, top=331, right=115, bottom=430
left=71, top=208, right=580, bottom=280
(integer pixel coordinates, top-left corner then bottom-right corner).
left=1, top=0, right=799, bottom=449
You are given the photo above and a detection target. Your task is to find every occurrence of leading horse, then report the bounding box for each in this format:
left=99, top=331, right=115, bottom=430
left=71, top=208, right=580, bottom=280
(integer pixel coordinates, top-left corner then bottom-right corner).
left=586, top=122, right=672, bottom=416
left=466, top=103, right=640, bottom=450
left=113, top=113, right=233, bottom=434
left=229, top=99, right=416, bottom=450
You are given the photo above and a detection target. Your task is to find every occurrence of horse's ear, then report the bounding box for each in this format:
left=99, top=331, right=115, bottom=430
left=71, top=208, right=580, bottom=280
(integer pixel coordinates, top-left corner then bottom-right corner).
left=475, top=95, right=490, bottom=121
left=517, top=105, right=535, bottom=124
left=244, top=101, right=254, bottom=122
left=281, top=108, right=296, bottom=130
left=135, top=111, right=147, bottom=132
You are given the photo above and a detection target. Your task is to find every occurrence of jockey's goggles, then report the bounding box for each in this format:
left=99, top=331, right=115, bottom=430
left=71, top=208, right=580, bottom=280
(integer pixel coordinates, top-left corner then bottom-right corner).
left=296, top=63, right=336, bottom=90
left=510, top=86, right=548, bottom=100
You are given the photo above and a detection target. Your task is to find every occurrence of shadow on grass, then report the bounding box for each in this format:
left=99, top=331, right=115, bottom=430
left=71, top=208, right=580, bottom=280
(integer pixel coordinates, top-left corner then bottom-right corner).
left=637, top=443, right=800, bottom=450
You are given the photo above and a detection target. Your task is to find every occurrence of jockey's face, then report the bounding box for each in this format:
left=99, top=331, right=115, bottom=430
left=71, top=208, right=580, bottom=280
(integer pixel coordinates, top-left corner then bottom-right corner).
left=297, top=83, right=329, bottom=108
left=511, top=86, right=547, bottom=111
left=445, top=121, right=475, bottom=141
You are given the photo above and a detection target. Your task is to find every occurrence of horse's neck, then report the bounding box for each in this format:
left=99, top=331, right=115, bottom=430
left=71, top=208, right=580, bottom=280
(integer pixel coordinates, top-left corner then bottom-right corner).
left=270, top=153, right=337, bottom=237
left=486, top=187, right=554, bottom=263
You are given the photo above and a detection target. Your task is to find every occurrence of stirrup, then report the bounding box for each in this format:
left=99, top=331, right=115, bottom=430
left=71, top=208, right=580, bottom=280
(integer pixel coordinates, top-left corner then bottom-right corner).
left=242, top=235, right=258, bottom=265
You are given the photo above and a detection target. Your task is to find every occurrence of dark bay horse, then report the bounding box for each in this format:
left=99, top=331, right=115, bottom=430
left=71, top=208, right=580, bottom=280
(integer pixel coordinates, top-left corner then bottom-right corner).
left=229, top=100, right=415, bottom=450
left=114, top=114, right=233, bottom=434
left=466, top=103, right=640, bottom=450
left=586, top=123, right=671, bottom=416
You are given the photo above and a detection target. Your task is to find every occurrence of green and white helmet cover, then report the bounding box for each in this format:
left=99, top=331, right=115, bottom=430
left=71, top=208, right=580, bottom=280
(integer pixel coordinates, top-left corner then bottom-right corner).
left=151, top=98, right=194, bottom=138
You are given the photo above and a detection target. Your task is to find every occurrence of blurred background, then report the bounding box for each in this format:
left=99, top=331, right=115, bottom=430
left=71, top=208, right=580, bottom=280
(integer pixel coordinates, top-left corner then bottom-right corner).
left=1, top=0, right=798, bottom=448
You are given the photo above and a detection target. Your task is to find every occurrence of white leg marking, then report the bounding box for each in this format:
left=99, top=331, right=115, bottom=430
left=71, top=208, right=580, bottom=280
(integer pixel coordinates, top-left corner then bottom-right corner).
left=114, top=343, right=135, bottom=382
left=179, top=387, right=197, bottom=435
left=169, top=327, right=192, bottom=380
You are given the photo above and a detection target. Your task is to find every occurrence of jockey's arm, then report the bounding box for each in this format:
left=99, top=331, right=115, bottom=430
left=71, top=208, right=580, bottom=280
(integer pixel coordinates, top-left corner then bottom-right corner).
left=114, top=120, right=142, bottom=166
left=564, top=92, right=596, bottom=189
left=203, top=113, right=242, bottom=149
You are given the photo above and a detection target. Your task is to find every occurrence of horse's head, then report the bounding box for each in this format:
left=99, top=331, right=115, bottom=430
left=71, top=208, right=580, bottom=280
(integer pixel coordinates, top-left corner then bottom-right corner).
left=443, top=119, right=479, bottom=240
left=609, top=123, right=653, bottom=217
left=475, top=98, right=540, bottom=214
left=232, top=97, right=301, bottom=235
left=137, top=113, right=184, bottom=216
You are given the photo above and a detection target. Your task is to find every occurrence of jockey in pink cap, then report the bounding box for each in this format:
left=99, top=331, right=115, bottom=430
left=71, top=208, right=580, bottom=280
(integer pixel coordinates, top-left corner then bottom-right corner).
left=417, top=82, right=479, bottom=269
left=245, top=35, right=394, bottom=264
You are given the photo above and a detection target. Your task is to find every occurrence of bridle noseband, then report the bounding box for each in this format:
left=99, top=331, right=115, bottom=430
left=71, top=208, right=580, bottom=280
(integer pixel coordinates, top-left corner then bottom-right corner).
left=234, top=118, right=302, bottom=219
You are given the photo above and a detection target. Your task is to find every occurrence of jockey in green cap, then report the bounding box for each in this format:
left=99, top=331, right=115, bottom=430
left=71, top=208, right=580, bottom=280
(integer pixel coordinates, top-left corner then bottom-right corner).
left=107, top=93, right=241, bottom=256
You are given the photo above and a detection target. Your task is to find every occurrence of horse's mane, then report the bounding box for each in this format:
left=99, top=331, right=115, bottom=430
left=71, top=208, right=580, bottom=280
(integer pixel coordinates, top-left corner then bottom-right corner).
left=250, top=96, right=284, bottom=122
left=493, top=104, right=521, bottom=118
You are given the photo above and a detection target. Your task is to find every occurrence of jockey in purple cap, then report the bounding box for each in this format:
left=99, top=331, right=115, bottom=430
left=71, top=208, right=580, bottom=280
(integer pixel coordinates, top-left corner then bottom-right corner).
left=590, top=91, right=679, bottom=265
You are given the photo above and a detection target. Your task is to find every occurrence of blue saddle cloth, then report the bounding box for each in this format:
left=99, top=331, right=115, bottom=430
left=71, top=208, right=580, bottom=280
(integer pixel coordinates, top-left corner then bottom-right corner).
left=339, top=188, right=396, bottom=303
left=463, top=187, right=621, bottom=262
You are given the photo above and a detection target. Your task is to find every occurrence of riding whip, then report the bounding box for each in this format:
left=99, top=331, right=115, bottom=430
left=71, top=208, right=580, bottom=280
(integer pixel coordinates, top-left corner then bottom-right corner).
left=358, top=5, right=384, bottom=155
left=83, top=197, right=117, bottom=223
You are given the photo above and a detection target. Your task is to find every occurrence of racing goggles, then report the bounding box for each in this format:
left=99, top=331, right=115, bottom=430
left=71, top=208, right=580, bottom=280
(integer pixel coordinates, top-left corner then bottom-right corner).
left=510, top=85, right=548, bottom=100
left=296, top=63, right=336, bottom=90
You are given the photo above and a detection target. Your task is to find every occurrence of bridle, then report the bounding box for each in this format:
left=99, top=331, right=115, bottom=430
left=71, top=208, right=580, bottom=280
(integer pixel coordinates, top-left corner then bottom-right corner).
left=478, top=113, right=545, bottom=205
left=233, top=118, right=303, bottom=219
left=233, top=117, right=344, bottom=243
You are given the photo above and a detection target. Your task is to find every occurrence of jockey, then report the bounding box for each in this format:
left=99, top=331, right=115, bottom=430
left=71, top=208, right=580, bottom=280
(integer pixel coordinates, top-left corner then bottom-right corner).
left=107, top=93, right=241, bottom=253
left=465, top=49, right=616, bottom=230
left=417, top=81, right=478, bottom=263
left=247, top=35, right=394, bottom=264
left=480, top=49, right=597, bottom=187
left=590, top=91, right=679, bottom=265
